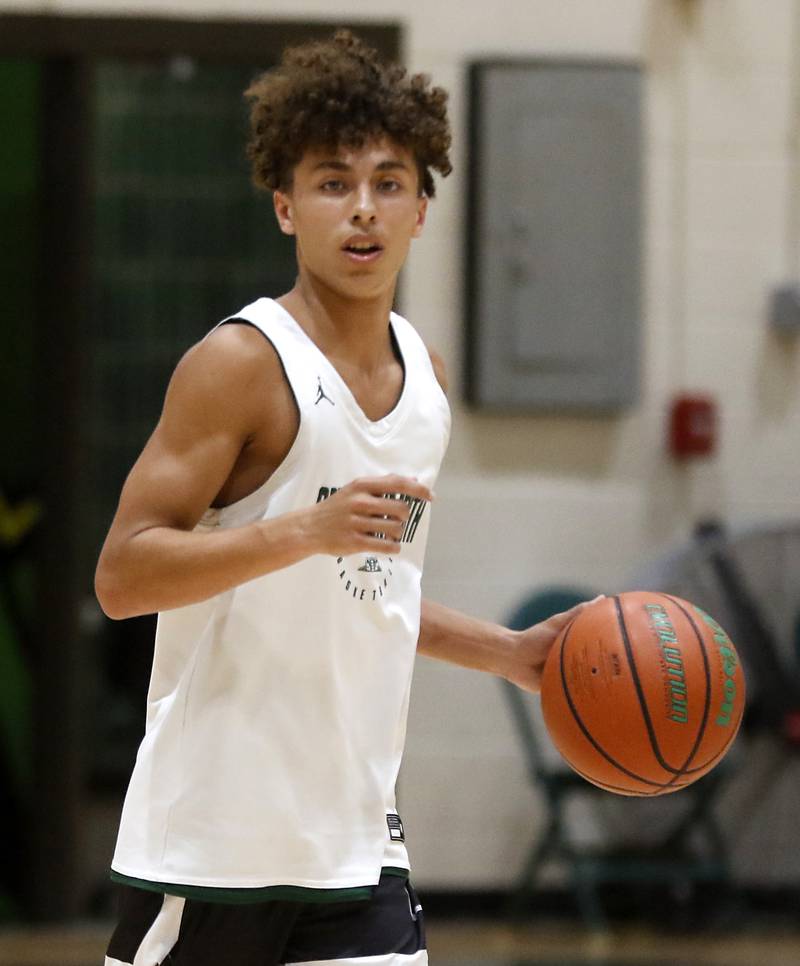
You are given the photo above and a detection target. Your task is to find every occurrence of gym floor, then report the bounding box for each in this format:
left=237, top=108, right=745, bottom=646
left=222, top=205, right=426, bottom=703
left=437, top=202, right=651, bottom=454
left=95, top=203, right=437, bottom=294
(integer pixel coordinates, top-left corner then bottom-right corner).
left=2, top=920, right=800, bottom=966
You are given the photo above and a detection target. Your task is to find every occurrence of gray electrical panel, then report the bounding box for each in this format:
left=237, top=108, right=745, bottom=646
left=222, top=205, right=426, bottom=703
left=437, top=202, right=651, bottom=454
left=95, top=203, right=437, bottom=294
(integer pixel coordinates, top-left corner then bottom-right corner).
left=465, top=60, right=642, bottom=411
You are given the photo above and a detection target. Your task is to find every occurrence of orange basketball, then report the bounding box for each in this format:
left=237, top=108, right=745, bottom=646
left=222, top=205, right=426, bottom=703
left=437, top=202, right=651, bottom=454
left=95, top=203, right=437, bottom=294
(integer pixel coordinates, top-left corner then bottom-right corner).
left=540, top=591, right=745, bottom=796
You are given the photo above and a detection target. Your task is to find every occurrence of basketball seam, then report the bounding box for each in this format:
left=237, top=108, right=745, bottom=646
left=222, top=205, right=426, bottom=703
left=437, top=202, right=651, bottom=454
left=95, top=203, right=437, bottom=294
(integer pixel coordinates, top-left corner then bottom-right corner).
left=658, top=593, right=715, bottom=776
left=660, top=593, right=743, bottom=774
left=558, top=619, right=694, bottom=791
left=674, top=711, right=743, bottom=775
left=614, top=595, right=698, bottom=786
left=569, top=762, right=690, bottom=796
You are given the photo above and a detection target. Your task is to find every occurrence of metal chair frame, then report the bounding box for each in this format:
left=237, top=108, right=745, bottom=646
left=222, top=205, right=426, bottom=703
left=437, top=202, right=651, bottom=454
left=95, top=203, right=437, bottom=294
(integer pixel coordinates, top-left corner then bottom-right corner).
left=503, top=588, right=732, bottom=929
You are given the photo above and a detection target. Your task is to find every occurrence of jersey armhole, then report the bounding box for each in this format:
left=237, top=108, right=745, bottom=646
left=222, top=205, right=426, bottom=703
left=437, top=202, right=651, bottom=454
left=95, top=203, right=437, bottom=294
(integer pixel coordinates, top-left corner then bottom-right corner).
left=218, top=316, right=302, bottom=440
left=200, top=317, right=307, bottom=521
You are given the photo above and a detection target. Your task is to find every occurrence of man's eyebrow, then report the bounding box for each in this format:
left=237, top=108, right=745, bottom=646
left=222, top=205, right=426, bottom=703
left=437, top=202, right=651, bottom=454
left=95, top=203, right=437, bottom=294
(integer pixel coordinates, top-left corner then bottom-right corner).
left=375, top=159, right=412, bottom=172
left=311, top=160, right=351, bottom=172
left=310, top=158, right=412, bottom=173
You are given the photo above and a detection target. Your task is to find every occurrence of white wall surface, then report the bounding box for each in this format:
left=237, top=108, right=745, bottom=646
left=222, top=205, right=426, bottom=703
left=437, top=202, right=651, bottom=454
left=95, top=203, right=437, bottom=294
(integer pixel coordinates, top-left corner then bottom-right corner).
left=5, top=0, right=800, bottom=888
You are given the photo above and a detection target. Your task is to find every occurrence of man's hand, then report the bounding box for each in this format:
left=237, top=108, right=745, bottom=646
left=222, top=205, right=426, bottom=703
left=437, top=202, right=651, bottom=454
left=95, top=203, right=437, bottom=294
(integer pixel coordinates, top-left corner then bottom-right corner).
left=304, top=475, right=433, bottom=557
left=502, top=597, right=604, bottom=694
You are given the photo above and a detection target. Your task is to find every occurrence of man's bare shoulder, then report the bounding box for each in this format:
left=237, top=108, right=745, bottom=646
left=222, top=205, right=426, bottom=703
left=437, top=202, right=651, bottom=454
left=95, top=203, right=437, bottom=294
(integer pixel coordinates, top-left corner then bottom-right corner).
left=162, top=322, right=289, bottom=439
left=186, top=322, right=282, bottom=379
left=174, top=323, right=283, bottom=397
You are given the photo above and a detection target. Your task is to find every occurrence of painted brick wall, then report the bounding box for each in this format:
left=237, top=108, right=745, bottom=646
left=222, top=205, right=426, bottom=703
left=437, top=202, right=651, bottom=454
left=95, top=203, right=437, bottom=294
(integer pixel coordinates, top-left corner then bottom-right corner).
left=5, top=0, right=799, bottom=886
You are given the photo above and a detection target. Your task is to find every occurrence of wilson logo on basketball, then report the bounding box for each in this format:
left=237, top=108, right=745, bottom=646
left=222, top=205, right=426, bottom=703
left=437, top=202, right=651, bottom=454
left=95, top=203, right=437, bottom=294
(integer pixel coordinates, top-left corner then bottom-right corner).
left=645, top=603, right=689, bottom=723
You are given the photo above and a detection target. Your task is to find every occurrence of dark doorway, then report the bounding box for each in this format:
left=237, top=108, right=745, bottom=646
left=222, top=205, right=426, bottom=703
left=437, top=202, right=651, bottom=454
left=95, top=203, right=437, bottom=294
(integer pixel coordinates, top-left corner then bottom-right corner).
left=0, top=14, right=400, bottom=921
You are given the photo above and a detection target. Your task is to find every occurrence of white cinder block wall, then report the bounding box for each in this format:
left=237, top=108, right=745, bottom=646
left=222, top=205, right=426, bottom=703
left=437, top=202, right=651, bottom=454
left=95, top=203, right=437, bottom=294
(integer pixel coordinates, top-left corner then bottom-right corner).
left=8, top=0, right=800, bottom=885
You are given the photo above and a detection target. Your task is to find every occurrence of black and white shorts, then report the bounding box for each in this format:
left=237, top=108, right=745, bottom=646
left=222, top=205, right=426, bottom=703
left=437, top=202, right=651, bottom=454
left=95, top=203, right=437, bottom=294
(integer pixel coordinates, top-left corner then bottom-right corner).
left=104, top=872, right=427, bottom=966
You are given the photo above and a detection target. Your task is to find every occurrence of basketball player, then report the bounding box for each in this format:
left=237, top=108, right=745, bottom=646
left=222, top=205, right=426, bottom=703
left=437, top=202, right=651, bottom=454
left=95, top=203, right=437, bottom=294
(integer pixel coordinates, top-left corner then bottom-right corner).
left=96, top=30, right=587, bottom=966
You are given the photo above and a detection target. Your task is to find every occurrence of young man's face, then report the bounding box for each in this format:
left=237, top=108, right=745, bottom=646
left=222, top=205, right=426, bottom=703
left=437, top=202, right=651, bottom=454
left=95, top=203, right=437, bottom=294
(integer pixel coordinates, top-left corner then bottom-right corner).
left=273, top=137, right=428, bottom=301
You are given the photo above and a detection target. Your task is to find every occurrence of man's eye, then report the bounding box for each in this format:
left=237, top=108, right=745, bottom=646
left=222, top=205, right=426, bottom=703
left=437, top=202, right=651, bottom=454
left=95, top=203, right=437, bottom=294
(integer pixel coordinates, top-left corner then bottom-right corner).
left=378, top=179, right=401, bottom=192
left=321, top=180, right=345, bottom=191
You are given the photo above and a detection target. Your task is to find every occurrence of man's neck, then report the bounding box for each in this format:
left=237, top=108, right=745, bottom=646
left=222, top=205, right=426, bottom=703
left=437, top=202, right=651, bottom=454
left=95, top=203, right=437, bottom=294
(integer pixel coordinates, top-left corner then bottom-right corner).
left=278, top=275, right=398, bottom=372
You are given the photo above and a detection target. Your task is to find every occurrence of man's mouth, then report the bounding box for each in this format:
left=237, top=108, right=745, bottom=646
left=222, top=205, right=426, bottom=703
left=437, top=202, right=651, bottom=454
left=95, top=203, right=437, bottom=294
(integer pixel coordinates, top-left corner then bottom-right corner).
left=342, top=237, right=384, bottom=261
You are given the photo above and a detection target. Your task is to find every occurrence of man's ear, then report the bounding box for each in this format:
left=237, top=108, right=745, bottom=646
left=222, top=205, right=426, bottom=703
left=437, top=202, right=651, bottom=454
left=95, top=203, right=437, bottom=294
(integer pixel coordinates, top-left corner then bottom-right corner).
left=412, top=195, right=428, bottom=239
left=273, top=189, right=296, bottom=236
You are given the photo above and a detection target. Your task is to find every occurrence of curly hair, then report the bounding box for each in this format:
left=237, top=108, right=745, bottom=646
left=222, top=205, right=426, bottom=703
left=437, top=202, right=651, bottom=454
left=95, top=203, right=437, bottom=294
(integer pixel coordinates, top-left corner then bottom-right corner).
left=244, top=30, right=452, bottom=198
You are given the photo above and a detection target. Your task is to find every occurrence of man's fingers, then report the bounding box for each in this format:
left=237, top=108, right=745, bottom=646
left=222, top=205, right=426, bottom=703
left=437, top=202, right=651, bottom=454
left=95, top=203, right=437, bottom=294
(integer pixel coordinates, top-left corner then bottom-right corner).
left=551, top=595, right=606, bottom=626
left=321, top=476, right=433, bottom=558
left=353, top=495, right=407, bottom=521
left=373, top=497, right=414, bottom=522
left=355, top=515, right=404, bottom=540
left=353, top=475, right=434, bottom=503
left=352, top=496, right=412, bottom=525
left=363, top=537, right=402, bottom=554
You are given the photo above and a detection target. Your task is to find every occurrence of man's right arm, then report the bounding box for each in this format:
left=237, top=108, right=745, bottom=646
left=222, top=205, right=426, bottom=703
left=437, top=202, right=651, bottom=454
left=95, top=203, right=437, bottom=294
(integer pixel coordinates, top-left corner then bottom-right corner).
left=95, top=326, right=432, bottom=620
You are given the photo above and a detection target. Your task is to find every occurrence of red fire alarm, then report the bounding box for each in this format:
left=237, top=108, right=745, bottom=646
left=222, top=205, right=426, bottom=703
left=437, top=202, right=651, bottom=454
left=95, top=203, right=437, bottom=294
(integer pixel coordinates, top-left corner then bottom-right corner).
left=669, top=394, right=717, bottom=458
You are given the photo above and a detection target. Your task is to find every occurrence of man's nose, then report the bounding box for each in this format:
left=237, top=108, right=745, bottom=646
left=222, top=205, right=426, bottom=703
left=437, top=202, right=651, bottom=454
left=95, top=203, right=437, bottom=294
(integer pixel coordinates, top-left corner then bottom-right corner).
left=351, top=185, right=377, bottom=223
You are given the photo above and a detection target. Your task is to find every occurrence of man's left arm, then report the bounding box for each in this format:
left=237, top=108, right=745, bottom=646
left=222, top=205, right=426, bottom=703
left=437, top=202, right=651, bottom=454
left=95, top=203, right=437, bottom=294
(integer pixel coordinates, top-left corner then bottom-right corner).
left=417, top=597, right=589, bottom=694
left=419, top=349, right=593, bottom=692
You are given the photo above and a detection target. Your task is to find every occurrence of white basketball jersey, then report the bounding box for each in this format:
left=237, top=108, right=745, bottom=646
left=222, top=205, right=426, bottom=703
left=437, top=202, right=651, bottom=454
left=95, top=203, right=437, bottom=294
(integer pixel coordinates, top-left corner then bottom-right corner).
left=111, top=298, right=451, bottom=893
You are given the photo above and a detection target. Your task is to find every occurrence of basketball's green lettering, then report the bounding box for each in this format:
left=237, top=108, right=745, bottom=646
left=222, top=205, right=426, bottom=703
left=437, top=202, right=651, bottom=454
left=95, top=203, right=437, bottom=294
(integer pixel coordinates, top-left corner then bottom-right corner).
left=645, top=603, right=688, bottom=723
left=695, top=608, right=738, bottom=726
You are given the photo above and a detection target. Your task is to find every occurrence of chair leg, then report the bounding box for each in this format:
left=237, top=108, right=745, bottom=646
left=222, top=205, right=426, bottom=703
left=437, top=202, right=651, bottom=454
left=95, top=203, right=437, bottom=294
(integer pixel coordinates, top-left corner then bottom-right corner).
left=572, top=865, right=607, bottom=932
left=507, top=810, right=561, bottom=917
left=662, top=777, right=729, bottom=875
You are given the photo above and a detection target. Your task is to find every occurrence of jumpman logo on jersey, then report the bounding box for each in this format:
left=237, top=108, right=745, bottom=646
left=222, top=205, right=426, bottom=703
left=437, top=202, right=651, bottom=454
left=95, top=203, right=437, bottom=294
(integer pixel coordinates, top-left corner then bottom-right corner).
left=315, top=377, right=335, bottom=406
